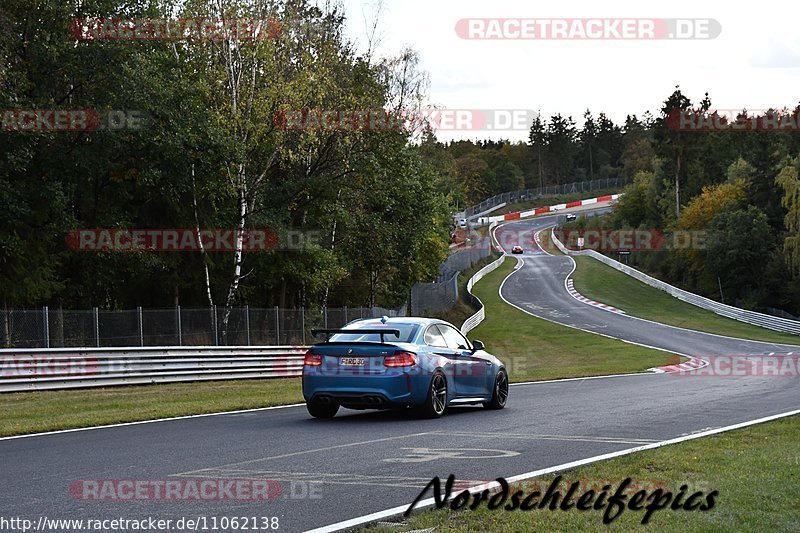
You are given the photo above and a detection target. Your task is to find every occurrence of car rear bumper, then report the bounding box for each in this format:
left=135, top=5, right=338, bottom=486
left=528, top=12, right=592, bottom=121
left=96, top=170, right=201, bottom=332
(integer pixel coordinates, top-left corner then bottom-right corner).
left=302, top=372, right=427, bottom=408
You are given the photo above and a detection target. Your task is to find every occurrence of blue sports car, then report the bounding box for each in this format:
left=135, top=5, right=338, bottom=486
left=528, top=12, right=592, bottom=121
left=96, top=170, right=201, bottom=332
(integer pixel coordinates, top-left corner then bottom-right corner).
left=302, top=316, right=508, bottom=418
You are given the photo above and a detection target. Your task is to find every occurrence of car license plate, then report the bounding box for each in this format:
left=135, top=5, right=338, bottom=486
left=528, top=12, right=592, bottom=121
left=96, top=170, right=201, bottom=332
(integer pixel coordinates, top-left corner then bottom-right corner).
left=340, top=357, right=366, bottom=366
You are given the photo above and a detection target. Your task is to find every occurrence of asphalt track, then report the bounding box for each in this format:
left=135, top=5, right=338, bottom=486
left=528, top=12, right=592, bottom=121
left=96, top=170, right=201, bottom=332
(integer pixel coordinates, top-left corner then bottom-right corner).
left=2, top=212, right=799, bottom=532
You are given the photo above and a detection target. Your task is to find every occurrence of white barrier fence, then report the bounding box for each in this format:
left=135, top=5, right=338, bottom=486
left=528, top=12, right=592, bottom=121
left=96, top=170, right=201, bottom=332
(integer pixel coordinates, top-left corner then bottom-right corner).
left=551, top=231, right=800, bottom=336
left=0, top=346, right=308, bottom=392
left=461, top=253, right=507, bottom=336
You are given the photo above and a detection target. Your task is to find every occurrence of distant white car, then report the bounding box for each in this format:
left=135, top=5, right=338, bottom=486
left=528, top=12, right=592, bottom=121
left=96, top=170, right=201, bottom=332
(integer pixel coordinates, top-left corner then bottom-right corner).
left=566, top=214, right=577, bottom=222
left=458, top=219, right=468, bottom=229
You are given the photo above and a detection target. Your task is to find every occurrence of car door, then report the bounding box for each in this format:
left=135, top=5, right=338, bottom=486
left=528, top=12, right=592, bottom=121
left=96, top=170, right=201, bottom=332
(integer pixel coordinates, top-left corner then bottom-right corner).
left=437, top=324, right=490, bottom=397
left=423, top=325, right=460, bottom=392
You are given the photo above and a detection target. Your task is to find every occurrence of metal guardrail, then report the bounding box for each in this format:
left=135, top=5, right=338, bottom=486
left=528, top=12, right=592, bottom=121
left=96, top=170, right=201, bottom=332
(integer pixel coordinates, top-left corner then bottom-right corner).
left=461, top=252, right=507, bottom=336
left=0, top=346, right=308, bottom=392
left=551, top=230, right=800, bottom=336
left=462, top=177, right=630, bottom=218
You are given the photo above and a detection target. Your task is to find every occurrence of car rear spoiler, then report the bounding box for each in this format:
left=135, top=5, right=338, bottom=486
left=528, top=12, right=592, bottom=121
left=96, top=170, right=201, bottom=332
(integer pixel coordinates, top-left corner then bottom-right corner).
left=311, top=328, right=401, bottom=344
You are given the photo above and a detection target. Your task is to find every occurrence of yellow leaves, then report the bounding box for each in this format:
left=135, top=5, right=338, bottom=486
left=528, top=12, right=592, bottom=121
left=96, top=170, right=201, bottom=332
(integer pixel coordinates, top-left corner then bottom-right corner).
left=775, top=159, right=800, bottom=275
left=677, top=180, right=747, bottom=230
left=776, top=162, right=799, bottom=232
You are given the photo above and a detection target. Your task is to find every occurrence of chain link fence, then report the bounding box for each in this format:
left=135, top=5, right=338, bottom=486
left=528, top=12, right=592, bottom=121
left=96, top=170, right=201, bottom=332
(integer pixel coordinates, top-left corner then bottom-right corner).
left=0, top=306, right=405, bottom=349
left=411, top=244, right=496, bottom=315
left=463, top=177, right=630, bottom=218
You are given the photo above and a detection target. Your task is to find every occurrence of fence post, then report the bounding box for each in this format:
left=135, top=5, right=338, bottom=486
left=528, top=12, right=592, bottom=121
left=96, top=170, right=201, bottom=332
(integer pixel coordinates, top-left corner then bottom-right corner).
left=212, top=305, right=218, bottom=346
left=176, top=305, right=182, bottom=346
left=274, top=306, right=280, bottom=344
left=137, top=306, right=143, bottom=346
left=92, top=307, right=99, bottom=347
left=245, top=305, right=251, bottom=346
left=324, top=307, right=328, bottom=329
left=301, top=306, right=305, bottom=345
left=43, top=306, right=50, bottom=348
left=343, top=305, right=348, bottom=325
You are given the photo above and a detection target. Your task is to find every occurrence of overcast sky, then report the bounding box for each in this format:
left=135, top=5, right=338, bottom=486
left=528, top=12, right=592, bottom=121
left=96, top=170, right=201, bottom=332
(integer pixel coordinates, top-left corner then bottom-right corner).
left=338, top=0, right=800, bottom=142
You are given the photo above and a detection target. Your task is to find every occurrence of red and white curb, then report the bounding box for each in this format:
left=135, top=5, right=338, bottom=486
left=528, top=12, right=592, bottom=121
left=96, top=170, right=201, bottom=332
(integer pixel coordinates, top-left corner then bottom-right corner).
left=488, top=193, right=621, bottom=223
left=566, top=279, right=625, bottom=314
left=649, top=357, right=710, bottom=374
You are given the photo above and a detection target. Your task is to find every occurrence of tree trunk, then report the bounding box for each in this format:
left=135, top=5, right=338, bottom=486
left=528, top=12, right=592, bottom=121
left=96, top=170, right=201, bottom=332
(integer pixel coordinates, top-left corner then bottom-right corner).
left=675, top=152, right=682, bottom=218
left=221, top=165, right=248, bottom=343
left=192, top=164, right=214, bottom=307
left=2, top=300, right=9, bottom=348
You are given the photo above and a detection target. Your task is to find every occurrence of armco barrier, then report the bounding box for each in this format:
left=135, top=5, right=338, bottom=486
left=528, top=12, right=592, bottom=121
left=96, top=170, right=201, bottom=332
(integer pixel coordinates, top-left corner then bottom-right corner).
left=0, top=346, right=307, bottom=392
left=461, top=252, right=507, bottom=336
left=551, top=230, right=800, bottom=336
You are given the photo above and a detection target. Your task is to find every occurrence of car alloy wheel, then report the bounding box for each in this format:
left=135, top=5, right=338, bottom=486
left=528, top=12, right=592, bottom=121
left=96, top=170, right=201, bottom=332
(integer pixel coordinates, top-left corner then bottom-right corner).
left=484, top=369, right=508, bottom=410
left=431, top=373, right=447, bottom=415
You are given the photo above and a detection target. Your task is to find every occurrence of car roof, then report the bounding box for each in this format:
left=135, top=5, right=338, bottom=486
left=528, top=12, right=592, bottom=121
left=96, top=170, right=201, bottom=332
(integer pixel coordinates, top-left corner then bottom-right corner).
left=348, top=316, right=452, bottom=328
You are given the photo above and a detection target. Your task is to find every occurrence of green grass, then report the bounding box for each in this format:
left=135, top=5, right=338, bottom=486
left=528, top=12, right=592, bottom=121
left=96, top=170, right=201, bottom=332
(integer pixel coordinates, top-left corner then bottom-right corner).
left=467, top=257, right=681, bottom=382
left=571, top=256, right=800, bottom=345
left=366, top=414, right=800, bottom=532
left=537, top=227, right=562, bottom=255
left=0, top=378, right=303, bottom=437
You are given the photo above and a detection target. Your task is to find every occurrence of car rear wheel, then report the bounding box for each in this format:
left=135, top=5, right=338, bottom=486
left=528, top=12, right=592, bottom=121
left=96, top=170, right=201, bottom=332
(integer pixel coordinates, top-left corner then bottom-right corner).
left=307, top=401, right=339, bottom=419
left=418, top=372, right=447, bottom=418
left=484, top=369, right=508, bottom=410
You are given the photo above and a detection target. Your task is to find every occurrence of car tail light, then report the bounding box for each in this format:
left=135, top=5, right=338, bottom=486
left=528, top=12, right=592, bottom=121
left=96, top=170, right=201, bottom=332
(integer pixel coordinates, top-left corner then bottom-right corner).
left=304, top=351, right=323, bottom=366
left=384, top=351, right=417, bottom=367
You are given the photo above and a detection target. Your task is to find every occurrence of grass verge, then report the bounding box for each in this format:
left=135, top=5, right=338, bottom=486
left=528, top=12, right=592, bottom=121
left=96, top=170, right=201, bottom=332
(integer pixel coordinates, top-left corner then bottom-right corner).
left=468, top=257, right=680, bottom=382
left=536, top=227, right=562, bottom=255
left=571, top=256, right=800, bottom=345
left=366, top=414, right=800, bottom=532
left=0, top=378, right=303, bottom=437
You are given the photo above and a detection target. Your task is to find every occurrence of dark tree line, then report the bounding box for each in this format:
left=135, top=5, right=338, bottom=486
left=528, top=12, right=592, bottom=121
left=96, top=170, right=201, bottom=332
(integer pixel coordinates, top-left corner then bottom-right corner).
left=0, top=0, right=452, bottom=315
left=564, top=88, right=800, bottom=315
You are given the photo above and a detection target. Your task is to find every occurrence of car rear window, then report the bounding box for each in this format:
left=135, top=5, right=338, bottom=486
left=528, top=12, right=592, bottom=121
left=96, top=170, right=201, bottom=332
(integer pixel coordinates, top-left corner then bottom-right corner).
left=329, top=322, right=419, bottom=343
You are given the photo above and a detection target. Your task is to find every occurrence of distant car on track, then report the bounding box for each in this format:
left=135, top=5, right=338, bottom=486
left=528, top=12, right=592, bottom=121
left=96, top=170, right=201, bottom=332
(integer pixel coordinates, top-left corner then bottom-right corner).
left=302, top=317, right=508, bottom=419
left=565, top=213, right=578, bottom=222
left=511, top=245, right=524, bottom=254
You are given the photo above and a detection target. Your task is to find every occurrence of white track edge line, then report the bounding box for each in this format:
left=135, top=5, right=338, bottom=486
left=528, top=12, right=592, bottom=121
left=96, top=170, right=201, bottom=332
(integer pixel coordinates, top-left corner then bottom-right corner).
left=306, top=408, right=800, bottom=533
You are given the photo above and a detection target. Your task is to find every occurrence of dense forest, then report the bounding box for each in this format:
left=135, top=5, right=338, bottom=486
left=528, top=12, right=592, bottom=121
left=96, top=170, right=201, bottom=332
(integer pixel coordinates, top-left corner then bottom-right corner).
left=2, top=1, right=799, bottom=317
left=1, top=0, right=455, bottom=314
left=555, top=92, right=800, bottom=315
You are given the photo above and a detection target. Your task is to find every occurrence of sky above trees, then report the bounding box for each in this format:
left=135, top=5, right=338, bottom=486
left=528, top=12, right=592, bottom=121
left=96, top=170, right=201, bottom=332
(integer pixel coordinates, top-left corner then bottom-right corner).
left=341, top=0, right=800, bottom=142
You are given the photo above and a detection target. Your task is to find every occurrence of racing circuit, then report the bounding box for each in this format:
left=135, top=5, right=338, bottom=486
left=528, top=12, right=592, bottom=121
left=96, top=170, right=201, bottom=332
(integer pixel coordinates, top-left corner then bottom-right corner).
left=2, top=208, right=799, bottom=532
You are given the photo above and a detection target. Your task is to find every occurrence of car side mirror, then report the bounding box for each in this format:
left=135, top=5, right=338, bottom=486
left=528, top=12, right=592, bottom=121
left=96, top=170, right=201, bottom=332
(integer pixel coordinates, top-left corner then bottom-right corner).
left=472, top=340, right=485, bottom=352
